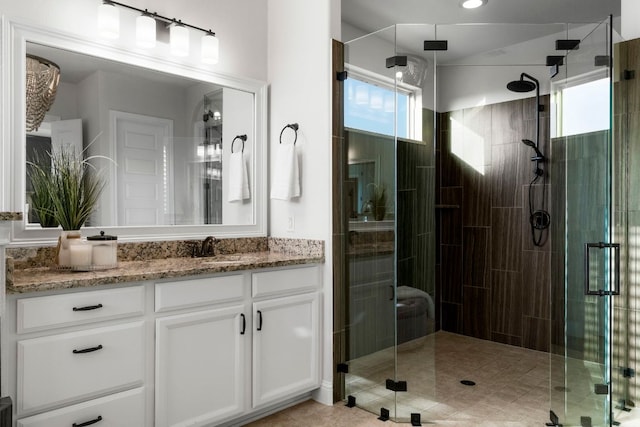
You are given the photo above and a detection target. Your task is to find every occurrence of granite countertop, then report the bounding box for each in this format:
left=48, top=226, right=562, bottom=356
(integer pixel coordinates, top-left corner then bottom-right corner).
left=347, top=242, right=394, bottom=257
left=0, top=212, right=22, bottom=222
left=347, top=229, right=394, bottom=257
left=7, top=237, right=324, bottom=294
left=9, top=251, right=323, bottom=294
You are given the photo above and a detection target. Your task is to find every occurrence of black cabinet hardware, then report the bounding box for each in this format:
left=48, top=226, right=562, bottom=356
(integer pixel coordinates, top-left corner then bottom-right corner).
left=72, top=344, right=103, bottom=354
left=72, top=415, right=103, bottom=426
left=240, top=313, right=246, bottom=335
left=72, top=304, right=103, bottom=312
left=257, top=310, right=263, bottom=331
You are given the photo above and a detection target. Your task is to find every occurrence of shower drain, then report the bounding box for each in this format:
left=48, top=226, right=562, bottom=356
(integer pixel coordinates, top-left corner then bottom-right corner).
left=460, top=380, right=476, bottom=386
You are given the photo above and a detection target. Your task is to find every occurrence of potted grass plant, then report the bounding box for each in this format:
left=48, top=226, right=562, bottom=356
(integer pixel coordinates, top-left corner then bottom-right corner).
left=369, top=183, right=387, bottom=221
left=47, top=147, right=105, bottom=231
left=26, top=154, right=59, bottom=228
left=27, top=146, right=107, bottom=267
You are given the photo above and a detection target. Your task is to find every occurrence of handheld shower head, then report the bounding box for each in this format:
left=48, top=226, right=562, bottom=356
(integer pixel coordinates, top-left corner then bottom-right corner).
left=522, top=139, right=544, bottom=160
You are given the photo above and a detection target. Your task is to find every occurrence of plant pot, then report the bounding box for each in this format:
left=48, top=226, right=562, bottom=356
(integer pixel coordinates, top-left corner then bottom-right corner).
left=56, top=230, right=82, bottom=268
left=374, top=206, right=386, bottom=221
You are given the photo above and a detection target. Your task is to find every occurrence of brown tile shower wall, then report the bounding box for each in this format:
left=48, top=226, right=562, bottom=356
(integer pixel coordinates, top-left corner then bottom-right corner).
left=436, top=95, right=551, bottom=352
left=612, top=37, right=640, bottom=410
left=397, top=110, right=436, bottom=298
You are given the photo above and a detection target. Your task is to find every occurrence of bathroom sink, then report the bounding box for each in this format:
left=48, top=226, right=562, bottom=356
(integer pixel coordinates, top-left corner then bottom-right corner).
left=200, top=255, right=249, bottom=265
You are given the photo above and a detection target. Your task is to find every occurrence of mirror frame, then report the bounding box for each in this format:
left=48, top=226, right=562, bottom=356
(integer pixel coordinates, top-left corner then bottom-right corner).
left=2, top=19, right=268, bottom=245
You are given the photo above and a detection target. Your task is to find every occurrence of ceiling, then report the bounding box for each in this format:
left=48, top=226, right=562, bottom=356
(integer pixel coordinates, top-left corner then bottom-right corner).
left=342, top=0, right=621, bottom=34
left=341, top=0, right=621, bottom=66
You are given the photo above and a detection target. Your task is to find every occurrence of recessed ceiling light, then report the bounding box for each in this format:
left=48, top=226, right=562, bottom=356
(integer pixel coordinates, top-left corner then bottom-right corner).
left=460, top=0, right=487, bottom=9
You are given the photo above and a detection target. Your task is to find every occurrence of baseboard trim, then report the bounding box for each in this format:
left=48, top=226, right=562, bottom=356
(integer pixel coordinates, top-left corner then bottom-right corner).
left=311, top=380, right=333, bottom=406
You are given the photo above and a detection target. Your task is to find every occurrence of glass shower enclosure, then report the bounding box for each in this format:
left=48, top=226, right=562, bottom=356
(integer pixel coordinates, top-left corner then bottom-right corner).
left=341, top=18, right=625, bottom=425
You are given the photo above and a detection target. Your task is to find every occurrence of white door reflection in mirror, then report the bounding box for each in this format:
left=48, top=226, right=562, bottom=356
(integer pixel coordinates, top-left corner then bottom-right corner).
left=113, top=111, right=173, bottom=226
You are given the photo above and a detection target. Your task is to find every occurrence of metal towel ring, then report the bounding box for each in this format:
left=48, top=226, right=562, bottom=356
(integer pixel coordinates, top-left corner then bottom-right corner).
left=279, top=123, right=299, bottom=145
left=231, top=134, right=247, bottom=153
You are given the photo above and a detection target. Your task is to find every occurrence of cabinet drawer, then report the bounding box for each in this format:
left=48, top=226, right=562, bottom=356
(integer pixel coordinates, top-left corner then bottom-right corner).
left=17, top=286, right=145, bottom=334
left=17, top=321, right=145, bottom=415
left=252, top=266, right=320, bottom=298
left=17, top=387, right=145, bottom=427
left=155, top=274, right=244, bottom=312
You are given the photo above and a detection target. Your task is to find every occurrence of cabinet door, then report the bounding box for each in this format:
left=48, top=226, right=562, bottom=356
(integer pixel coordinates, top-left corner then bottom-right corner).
left=252, top=292, right=319, bottom=408
left=155, top=305, right=246, bottom=427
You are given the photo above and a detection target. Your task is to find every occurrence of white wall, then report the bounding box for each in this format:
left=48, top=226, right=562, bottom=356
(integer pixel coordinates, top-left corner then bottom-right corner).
left=0, top=0, right=267, bottom=82
left=622, top=0, right=640, bottom=40
left=267, top=0, right=334, bottom=404
left=221, top=88, right=254, bottom=225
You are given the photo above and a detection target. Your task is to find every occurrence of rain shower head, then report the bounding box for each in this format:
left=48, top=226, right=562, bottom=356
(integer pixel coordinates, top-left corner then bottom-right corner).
left=507, top=78, right=536, bottom=93
left=507, top=72, right=539, bottom=93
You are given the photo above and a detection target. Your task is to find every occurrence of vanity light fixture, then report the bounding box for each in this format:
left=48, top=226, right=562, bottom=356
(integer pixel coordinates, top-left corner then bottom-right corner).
left=170, top=21, right=190, bottom=57
left=98, top=1, right=120, bottom=39
left=460, top=0, right=487, bottom=9
left=136, top=10, right=156, bottom=48
left=201, top=31, right=219, bottom=65
left=96, top=1, right=219, bottom=64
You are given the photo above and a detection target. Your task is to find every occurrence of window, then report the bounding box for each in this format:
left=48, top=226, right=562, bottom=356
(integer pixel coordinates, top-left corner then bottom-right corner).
left=344, top=66, right=421, bottom=139
left=554, top=74, right=610, bottom=137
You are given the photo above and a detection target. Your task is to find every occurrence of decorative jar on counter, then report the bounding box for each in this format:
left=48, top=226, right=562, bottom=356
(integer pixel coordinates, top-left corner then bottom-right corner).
left=87, top=231, right=118, bottom=269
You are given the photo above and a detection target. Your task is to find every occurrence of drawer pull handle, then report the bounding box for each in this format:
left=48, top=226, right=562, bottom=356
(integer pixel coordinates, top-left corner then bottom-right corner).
left=240, top=313, right=246, bottom=335
left=72, top=304, right=103, bottom=312
left=257, top=310, right=263, bottom=331
left=72, top=415, right=103, bottom=427
left=72, top=344, right=103, bottom=354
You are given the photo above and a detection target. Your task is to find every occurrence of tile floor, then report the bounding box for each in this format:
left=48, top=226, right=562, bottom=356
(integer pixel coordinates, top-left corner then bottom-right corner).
left=246, top=332, right=640, bottom=426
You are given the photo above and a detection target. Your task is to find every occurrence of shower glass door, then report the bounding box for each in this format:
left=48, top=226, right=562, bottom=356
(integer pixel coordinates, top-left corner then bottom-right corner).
left=343, top=25, right=401, bottom=421
left=549, top=17, right=615, bottom=426
left=343, top=23, right=437, bottom=423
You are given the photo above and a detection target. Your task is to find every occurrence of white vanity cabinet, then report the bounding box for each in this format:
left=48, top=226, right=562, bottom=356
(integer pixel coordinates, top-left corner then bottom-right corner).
left=5, top=263, right=322, bottom=427
left=251, top=268, right=321, bottom=409
left=7, top=286, right=147, bottom=426
left=154, top=275, right=247, bottom=427
left=154, top=265, right=321, bottom=426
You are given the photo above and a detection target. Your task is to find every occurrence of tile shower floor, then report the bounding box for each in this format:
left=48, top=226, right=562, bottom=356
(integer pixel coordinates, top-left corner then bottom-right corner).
left=343, top=331, right=550, bottom=425
left=246, top=331, right=640, bottom=426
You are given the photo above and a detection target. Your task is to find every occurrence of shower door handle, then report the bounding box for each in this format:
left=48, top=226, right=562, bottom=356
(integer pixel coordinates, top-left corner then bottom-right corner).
left=584, top=242, right=620, bottom=296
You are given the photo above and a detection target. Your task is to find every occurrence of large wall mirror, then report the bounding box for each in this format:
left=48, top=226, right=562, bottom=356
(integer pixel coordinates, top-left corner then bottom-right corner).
left=5, top=21, right=267, bottom=243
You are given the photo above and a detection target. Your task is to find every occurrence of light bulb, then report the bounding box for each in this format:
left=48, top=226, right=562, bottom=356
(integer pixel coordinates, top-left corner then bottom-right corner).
left=201, top=33, right=219, bottom=65
left=461, top=0, right=487, bottom=9
left=98, top=2, right=119, bottom=39
left=136, top=12, right=156, bottom=48
left=170, top=23, right=190, bottom=57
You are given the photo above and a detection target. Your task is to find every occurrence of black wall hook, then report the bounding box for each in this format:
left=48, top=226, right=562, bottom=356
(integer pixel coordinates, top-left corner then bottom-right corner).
left=231, top=134, right=247, bottom=153
left=279, top=123, right=299, bottom=145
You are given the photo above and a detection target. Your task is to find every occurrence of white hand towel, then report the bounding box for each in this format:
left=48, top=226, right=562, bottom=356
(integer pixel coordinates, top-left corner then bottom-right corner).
left=271, top=143, right=300, bottom=200
left=228, top=151, right=250, bottom=202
